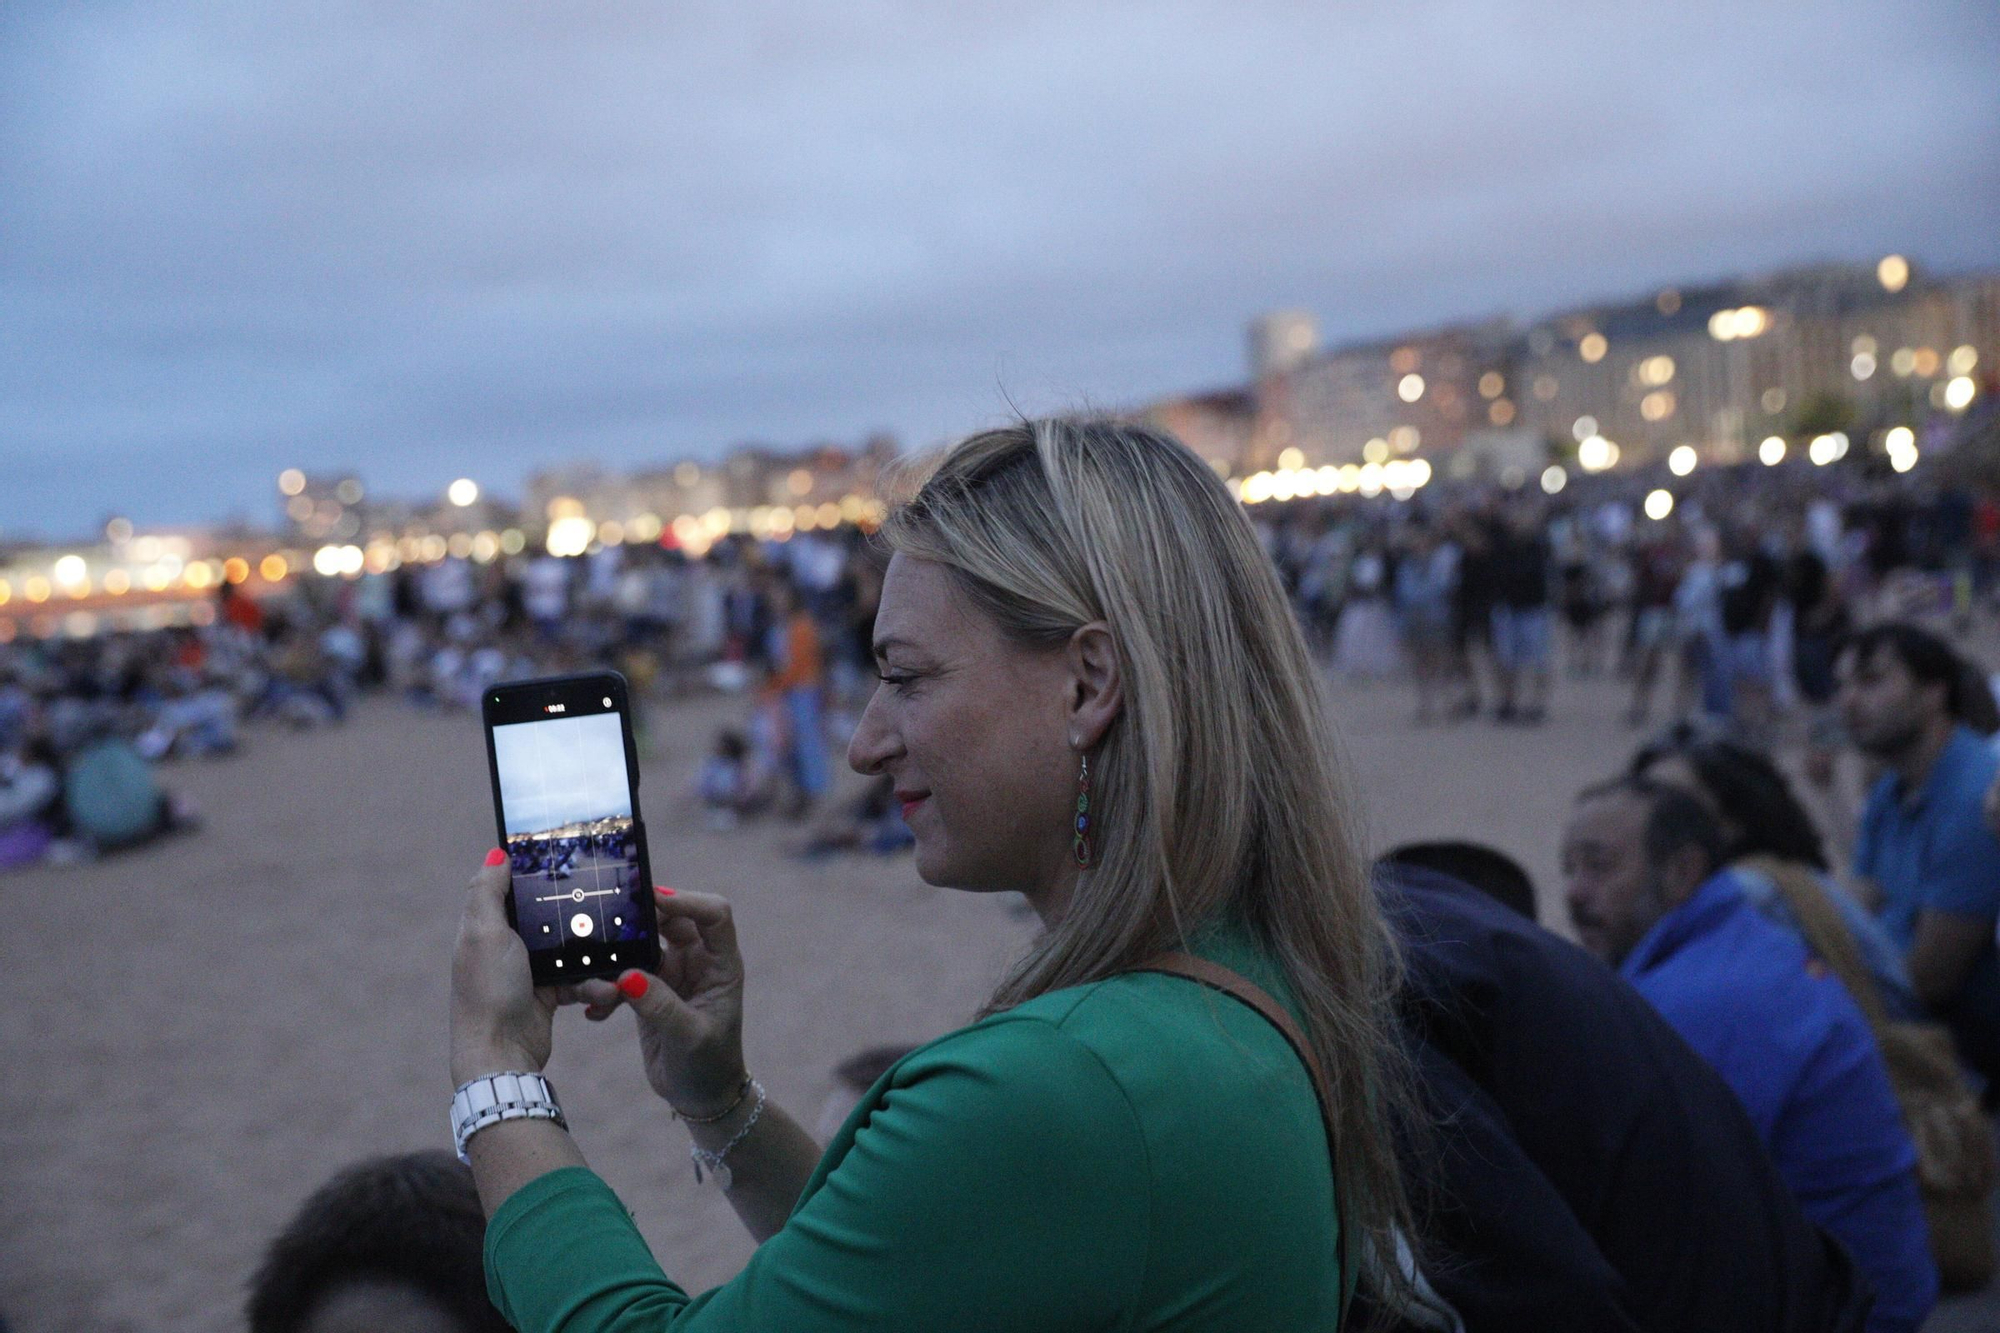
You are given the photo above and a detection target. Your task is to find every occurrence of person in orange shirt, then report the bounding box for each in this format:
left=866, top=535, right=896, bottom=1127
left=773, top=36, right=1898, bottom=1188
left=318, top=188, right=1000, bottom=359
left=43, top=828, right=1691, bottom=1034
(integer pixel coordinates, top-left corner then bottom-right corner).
left=761, top=579, right=829, bottom=817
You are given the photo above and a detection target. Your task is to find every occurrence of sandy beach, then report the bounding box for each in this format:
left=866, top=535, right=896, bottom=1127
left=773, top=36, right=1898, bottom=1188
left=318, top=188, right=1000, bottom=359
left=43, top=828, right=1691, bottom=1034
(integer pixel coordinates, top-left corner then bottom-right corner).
left=4, top=676, right=1994, bottom=1331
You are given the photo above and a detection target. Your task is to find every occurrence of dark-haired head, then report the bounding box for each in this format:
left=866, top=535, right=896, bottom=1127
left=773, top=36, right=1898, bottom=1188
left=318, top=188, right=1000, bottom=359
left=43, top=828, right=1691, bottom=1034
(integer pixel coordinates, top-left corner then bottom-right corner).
left=1839, top=623, right=1966, bottom=717
left=1836, top=622, right=1986, bottom=761
left=1561, top=776, right=1727, bottom=965
left=1629, top=729, right=1827, bottom=870
left=246, top=1151, right=508, bottom=1333
left=1379, top=840, right=1537, bottom=920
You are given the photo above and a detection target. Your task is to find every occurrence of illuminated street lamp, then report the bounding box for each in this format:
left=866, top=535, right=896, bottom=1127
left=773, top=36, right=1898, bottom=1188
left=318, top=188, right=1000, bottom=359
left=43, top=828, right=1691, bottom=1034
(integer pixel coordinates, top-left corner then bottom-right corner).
left=1577, top=436, right=1620, bottom=472
left=1885, top=426, right=1918, bottom=474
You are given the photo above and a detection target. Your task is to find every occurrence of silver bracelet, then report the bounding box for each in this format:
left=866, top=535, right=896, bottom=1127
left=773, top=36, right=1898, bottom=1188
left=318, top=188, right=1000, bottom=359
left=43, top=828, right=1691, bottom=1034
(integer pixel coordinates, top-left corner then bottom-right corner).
left=451, top=1072, right=565, bottom=1165
left=688, top=1078, right=766, bottom=1191
left=673, top=1074, right=753, bottom=1124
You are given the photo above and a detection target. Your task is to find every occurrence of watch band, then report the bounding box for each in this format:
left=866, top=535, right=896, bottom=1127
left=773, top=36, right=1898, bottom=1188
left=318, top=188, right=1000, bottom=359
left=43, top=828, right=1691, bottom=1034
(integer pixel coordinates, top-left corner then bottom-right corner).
left=451, top=1071, right=565, bottom=1164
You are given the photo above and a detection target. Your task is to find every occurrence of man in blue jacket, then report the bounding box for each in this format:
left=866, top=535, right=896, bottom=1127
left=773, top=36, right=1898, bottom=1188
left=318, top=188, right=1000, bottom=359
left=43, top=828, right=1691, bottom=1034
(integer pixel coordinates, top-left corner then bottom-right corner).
left=1376, top=862, right=1873, bottom=1333
left=1561, top=776, right=1937, bottom=1333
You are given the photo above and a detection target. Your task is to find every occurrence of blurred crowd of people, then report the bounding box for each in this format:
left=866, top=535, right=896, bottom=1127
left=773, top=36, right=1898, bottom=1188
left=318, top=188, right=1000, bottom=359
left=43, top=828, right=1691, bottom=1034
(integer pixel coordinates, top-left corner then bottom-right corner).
left=1258, top=467, right=1999, bottom=740
left=8, top=461, right=1998, bottom=881
left=0, top=524, right=905, bottom=873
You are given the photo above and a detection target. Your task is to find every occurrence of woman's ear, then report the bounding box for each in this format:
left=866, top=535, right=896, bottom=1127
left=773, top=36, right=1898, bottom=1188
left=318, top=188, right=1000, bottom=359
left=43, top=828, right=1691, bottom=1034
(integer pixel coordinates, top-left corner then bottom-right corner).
left=1064, top=622, right=1123, bottom=750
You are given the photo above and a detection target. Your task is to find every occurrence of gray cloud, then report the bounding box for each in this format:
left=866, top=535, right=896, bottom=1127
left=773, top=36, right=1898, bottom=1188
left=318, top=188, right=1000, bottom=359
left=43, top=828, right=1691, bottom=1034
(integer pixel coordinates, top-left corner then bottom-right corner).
left=2, top=0, right=1996, bottom=537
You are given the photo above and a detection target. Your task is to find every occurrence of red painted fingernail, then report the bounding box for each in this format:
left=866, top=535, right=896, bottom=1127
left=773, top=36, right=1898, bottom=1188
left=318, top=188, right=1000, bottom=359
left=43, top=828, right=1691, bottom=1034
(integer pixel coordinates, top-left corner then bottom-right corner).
left=654, top=885, right=675, bottom=895
left=617, top=972, right=649, bottom=999
left=484, top=848, right=507, bottom=867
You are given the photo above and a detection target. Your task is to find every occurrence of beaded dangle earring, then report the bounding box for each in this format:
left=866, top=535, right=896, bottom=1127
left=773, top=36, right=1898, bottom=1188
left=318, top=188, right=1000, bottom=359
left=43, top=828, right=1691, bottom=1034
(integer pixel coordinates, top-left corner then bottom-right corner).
left=1073, top=752, right=1093, bottom=869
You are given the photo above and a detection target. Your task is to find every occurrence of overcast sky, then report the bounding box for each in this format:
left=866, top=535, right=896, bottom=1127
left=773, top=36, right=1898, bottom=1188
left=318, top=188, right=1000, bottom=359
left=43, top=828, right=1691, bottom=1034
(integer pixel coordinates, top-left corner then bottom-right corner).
left=493, top=712, right=631, bottom=836
left=2, top=1, right=1996, bottom=540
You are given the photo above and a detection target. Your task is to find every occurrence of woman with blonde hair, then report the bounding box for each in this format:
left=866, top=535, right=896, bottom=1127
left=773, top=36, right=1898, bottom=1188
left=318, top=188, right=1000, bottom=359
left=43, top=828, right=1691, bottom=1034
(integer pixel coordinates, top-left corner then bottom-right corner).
left=449, top=417, right=1423, bottom=1330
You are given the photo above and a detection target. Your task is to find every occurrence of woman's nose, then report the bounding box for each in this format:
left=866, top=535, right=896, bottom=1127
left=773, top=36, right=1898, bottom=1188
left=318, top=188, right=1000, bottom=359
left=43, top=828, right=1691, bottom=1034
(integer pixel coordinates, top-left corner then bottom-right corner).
left=847, top=693, right=897, bottom=776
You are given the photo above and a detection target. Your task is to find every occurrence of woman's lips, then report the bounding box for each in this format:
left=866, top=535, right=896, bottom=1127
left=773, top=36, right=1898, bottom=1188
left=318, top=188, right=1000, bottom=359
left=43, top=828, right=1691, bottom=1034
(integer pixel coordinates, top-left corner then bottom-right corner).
left=896, top=792, right=928, bottom=821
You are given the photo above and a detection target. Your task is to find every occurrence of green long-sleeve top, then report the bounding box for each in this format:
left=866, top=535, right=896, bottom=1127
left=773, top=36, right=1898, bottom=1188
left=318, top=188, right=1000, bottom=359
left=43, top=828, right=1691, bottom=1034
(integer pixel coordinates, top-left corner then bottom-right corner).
left=484, top=919, right=1345, bottom=1331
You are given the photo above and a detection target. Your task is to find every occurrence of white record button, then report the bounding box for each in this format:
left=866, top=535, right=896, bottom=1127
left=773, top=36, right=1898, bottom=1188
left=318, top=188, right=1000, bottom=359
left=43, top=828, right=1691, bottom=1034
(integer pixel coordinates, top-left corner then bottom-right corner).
left=570, top=913, right=594, bottom=937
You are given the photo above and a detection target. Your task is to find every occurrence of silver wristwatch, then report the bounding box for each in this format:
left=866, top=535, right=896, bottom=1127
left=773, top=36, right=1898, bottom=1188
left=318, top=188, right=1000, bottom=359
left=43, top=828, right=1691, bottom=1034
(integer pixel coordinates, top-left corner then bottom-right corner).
left=451, top=1072, right=565, bottom=1164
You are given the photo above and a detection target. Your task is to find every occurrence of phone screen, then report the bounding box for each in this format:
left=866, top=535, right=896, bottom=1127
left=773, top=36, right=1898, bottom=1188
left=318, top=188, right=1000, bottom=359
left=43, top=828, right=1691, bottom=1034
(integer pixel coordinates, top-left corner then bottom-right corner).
left=489, top=690, right=653, bottom=979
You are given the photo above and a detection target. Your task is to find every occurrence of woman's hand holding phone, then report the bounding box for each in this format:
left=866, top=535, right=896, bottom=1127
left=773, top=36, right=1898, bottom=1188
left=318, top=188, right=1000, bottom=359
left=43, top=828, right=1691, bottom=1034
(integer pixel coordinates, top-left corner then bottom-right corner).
left=452, top=861, right=749, bottom=1117
left=453, top=872, right=820, bottom=1235
left=574, top=885, right=751, bottom=1119
left=450, top=853, right=559, bottom=1084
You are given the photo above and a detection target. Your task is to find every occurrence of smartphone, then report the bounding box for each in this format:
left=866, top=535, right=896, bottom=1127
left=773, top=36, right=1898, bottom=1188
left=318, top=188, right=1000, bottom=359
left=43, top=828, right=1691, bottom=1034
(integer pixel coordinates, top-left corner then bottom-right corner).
left=482, top=671, right=660, bottom=985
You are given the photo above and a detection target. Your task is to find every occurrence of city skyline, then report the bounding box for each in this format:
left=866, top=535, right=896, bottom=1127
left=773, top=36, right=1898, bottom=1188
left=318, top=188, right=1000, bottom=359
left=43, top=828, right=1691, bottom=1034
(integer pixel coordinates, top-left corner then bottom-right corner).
left=4, top=2, right=1997, bottom=539
left=0, top=248, right=1989, bottom=563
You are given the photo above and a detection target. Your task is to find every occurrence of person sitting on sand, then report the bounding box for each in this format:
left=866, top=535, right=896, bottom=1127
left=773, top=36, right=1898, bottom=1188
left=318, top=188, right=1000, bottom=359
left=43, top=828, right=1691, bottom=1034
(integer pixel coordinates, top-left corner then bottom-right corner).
left=448, top=418, right=1440, bottom=1329
left=1561, top=777, right=1937, bottom=1333
left=695, top=729, right=768, bottom=829
left=0, top=734, right=61, bottom=871
left=1375, top=859, right=1874, bottom=1332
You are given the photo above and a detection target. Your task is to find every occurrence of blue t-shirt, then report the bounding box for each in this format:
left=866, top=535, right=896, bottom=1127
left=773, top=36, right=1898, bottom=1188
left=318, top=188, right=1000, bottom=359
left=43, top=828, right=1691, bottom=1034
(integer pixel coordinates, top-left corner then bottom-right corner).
left=1622, top=871, right=1937, bottom=1333
left=1856, top=724, right=2000, bottom=1027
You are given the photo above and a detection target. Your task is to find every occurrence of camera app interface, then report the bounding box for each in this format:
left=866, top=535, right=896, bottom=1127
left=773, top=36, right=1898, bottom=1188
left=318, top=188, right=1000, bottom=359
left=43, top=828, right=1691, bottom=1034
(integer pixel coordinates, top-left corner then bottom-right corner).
left=492, top=709, right=649, bottom=968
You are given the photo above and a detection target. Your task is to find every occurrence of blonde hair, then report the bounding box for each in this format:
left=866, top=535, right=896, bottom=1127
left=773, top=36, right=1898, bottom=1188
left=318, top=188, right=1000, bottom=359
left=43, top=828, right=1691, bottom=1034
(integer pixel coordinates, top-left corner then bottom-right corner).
left=883, top=417, right=1416, bottom=1308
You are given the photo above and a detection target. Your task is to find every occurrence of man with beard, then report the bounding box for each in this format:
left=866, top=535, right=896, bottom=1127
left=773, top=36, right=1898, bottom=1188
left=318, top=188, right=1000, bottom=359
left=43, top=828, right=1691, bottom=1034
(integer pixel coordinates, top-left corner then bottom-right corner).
left=1372, top=858, right=1876, bottom=1332
left=1840, top=622, right=2000, bottom=1086
left=1561, top=777, right=1936, bottom=1333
